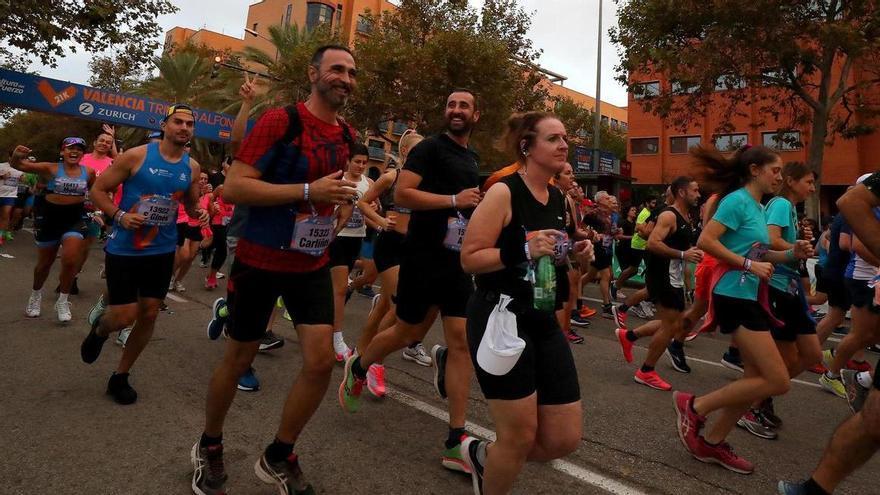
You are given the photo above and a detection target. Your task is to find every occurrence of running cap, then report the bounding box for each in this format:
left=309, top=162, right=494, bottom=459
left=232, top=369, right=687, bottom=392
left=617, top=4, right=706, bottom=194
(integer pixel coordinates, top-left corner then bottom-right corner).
left=163, top=103, right=194, bottom=122
left=856, top=173, right=873, bottom=185
left=476, top=295, right=525, bottom=376
left=61, top=137, right=87, bottom=150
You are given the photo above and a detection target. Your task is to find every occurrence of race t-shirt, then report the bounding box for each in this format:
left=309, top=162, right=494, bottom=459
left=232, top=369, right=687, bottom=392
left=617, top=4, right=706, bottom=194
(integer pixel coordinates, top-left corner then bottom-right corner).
left=764, top=196, right=799, bottom=292
left=845, top=207, right=880, bottom=281
left=630, top=207, right=652, bottom=250
left=711, top=187, right=769, bottom=301
left=80, top=153, right=113, bottom=176
left=0, top=162, right=24, bottom=198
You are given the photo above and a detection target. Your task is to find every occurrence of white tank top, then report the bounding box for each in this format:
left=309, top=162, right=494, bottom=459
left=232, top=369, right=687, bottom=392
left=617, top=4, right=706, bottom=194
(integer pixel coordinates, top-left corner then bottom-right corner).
left=338, top=174, right=370, bottom=238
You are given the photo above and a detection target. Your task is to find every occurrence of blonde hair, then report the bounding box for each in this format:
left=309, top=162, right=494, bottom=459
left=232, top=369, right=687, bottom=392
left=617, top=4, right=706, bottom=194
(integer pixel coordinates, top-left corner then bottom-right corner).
left=398, top=129, right=424, bottom=163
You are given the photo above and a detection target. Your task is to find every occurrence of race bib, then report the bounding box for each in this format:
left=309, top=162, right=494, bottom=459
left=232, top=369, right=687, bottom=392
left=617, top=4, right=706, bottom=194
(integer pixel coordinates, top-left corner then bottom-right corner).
left=4, top=175, right=18, bottom=188
left=669, top=259, right=684, bottom=288
left=135, top=195, right=177, bottom=226
left=345, top=207, right=364, bottom=229
left=54, top=176, right=87, bottom=196
left=290, top=214, right=334, bottom=256
left=444, top=216, right=468, bottom=252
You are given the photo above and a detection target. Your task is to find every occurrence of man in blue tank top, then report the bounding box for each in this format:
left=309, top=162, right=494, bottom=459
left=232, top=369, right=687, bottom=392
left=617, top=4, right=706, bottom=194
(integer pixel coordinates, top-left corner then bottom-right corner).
left=79, top=104, right=208, bottom=405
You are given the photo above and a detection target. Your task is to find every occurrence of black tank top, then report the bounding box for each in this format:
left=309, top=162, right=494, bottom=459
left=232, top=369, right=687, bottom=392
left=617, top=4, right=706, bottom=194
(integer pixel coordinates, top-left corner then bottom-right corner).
left=379, top=169, right=411, bottom=214
left=476, top=173, right=568, bottom=305
left=645, top=206, right=693, bottom=288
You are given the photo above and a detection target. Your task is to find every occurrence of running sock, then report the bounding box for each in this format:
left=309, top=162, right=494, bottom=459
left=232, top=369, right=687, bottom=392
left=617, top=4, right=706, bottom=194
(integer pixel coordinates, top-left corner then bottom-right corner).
left=803, top=478, right=830, bottom=495
left=446, top=427, right=466, bottom=449
left=857, top=371, right=873, bottom=389
left=265, top=438, right=295, bottom=464
left=200, top=433, right=222, bottom=447
left=669, top=340, right=684, bottom=350
left=58, top=293, right=69, bottom=304
left=824, top=370, right=840, bottom=380
left=333, top=331, right=345, bottom=345
left=640, top=364, right=654, bottom=373
left=351, top=357, right=368, bottom=379
left=31, top=288, right=41, bottom=298
left=625, top=330, right=638, bottom=342
left=618, top=304, right=630, bottom=313
left=218, top=304, right=229, bottom=318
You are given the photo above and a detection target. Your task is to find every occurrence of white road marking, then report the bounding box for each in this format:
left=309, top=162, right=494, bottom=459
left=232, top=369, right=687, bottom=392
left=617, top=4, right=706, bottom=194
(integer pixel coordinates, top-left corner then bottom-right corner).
left=165, top=293, right=187, bottom=303
left=386, top=387, right=649, bottom=495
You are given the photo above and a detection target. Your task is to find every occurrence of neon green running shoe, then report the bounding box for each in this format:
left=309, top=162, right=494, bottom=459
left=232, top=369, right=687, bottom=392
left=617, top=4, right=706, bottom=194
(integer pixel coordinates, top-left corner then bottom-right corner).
left=441, top=435, right=472, bottom=474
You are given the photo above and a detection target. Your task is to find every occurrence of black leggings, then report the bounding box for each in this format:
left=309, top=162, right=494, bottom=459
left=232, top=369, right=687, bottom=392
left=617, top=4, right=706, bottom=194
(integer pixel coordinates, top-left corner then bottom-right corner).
left=209, top=225, right=228, bottom=270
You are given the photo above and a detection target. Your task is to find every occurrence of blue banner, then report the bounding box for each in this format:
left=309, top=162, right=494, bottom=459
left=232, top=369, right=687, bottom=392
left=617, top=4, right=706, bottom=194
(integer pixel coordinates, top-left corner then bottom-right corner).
left=0, top=68, right=247, bottom=142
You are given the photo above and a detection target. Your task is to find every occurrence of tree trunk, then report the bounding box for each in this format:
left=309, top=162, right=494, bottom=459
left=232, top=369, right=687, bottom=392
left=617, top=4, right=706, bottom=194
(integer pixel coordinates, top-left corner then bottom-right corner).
left=805, top=106, right=829, bottom=221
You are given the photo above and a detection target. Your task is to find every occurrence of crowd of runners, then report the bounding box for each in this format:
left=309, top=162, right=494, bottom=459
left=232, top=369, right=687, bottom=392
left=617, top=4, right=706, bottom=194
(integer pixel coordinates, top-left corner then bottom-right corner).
left=1, top=44, right=879, bottom=495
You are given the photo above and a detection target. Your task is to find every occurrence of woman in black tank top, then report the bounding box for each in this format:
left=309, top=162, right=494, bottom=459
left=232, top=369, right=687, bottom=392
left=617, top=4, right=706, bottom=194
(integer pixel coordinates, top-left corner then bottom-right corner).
left=458, top=112, right=594, bottom=492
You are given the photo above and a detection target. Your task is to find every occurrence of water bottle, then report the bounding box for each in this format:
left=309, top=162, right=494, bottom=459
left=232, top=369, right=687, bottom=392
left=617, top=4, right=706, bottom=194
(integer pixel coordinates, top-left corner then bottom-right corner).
left=533, top=256, right=556, bottom=312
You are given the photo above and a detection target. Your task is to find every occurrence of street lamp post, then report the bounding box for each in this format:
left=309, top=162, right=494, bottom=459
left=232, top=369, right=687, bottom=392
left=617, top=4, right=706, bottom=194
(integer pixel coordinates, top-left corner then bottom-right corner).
left=593, top=0, right=603, bottom=172
left=244, top=27, right=279, bottom=64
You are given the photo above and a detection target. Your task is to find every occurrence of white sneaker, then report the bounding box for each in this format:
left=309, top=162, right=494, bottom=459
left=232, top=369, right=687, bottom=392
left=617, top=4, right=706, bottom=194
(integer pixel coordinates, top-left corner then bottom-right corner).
left=333, top=333, right=352, bottom=362
left=26, top=291, right=42, bottom=317
left=168, top=278, right=175, bottom=291
left=402, top=342, right=433, bottom=367
left=55, top=300, right=72, bottom=323
left=115, top=327, right=132, bottom=347
left=174, top=281, right=186, bottom=292
left=216, top=272, right=225, bottom=279
left=88, top=295, right=107, bottom=326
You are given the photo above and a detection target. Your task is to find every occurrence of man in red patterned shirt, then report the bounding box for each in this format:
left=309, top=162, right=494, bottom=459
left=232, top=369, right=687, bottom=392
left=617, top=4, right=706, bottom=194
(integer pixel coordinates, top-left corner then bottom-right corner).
left=191, top=45, right=359, bottom=495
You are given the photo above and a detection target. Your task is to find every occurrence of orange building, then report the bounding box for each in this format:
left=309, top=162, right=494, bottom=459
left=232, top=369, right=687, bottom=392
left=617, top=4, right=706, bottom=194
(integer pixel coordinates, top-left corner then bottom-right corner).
left=626, top=68, right=880, bottom=211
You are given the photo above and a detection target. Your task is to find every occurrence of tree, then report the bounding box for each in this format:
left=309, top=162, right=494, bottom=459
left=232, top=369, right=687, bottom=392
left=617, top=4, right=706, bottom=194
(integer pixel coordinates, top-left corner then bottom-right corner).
left=0, top=112, right=102, bottom=161
left=0, top=1, right=177, bottom=68
left=552, top=96, right=627, bottom=161
left=88, top=48, right=153, bottom=92
left=611, top=0, right=880, bottom=214
left=350, top=0, right=550, bottom=170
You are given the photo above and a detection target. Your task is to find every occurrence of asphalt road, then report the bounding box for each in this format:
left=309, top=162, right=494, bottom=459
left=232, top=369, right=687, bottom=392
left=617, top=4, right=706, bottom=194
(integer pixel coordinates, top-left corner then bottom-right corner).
left=0, top=230, right=877, bottom=495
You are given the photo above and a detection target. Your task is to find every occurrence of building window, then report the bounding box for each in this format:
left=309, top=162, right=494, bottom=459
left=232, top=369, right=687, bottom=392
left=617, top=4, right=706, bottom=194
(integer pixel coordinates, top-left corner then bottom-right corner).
left=252, top=23, right=259, bottom=32
left=377, top=121, right=390, bottom=133
left=601, top=115, right=609, bottom=126
left=762, top=130, right=802, bottom=151
left=630, top=137, right=659, bottom=155
left=714, top=133, right=749, bottom=152
left=306, top=2, right=335, bottom=31
left=392, top=120, right=408, bottom=136
left=715, top=74, right=747, bottom=91
left=671, top=80, right=699, bottom=95
left=285, top=4, right=293, bottom=27
left=762, top=67, right=783, bottom=86
left=356, top=14, right=373, bottom=34
left=670, top=136, right=702, bottom=154
left=620, top=122, right=628, bottom=132
left=632, top=81, right=660, bottom=100
left=367, top=139, right=385, bottom=161
left=610, top=119, right=619, bottom=130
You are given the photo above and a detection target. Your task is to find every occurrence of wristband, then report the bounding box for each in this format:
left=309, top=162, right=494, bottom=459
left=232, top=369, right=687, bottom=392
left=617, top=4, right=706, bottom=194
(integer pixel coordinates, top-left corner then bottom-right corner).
left=743, top=258, right=752, bottom=272
left=680, top=250, right=685, bottom=260
left=524, top=242, right=532, bottom=262
left=451, top=194, right=457, bottom=210
left=303, top=183, right=310, bottom=202
left=499, top=235, right=529, bottom=268
left=786, top=248, right=795, bottom=262
left=114, top=209, right=125, bottom=223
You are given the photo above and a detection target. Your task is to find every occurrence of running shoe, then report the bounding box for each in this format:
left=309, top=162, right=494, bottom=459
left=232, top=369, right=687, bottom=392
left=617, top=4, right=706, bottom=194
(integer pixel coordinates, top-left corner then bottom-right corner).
left=441, top=435, right=472, bottom=473
left=615, top=328, right=634, bottom=363
left=776, top=480, right=808, bottom=495
left=357, top=286, right=377, bottom=299
left=578, top=305, right=597, bottom=318
left=175, top=281, right=186, bottom=292
left=460, top=436, right=484, bottom=494
left=207, top=298, right=227, bottom=341
left=601, top=305, right=614, bottom=319
left=641, top=301, right=656, bottom=318
left=160, top=301, right=170, bottom=312
left=432, top=345, right=448, bottom=399
left=338, top=355, right=364, bottom=413
left=807, top=363, right=828, bottom=374
left=611, top=305, right=628, bottom=329
left=366, top=363, right=386, bottom=398
left=833, top=326, right=849, bottom=336
left=402, top=343, right=433, bottom=367
left=820, top=373, right=846, bottom=398
left=845, top=360, right=872, bottom=373
left=672, top=391, right=705, bottom=455
left=216, top=272, right=225, bottom=279
left=333, top=333, right=352, bottom=362
left=191, top=442, right=227, bottom=495
left=634, top=369, right=672, bottom=391
left=106, top=372, right=137, bottom=405
left=199, top=260, right=209, bottom=268
left=254, top=452, right=314, bottom=495
left=3, top=230, right=12, bottom=241
left=630, top=303, right=649, bottom=320
left=721, top=351, right=744, bottom=373
left=259, top=330, right=284, bottom=351
left=736, top=410, right=778, bottom=440
left=758, top=398, right=783, bottom=429
left=55, top=299, right=72, bottom=323
left=821, top=349, right=835, bottom=370
left=691, top=439, right=754, bottom=474
left=867, top=344, right=880, bottom=354
left=684, top=330, right=699, bottom=342
left=666, top=345, right=691, bottom=373
left=205, top=274, right=218, bottom=290
left=569, top=311, right=591, bottom=328
left=87, top=294, right=106, bottom=327
left=841, top=369, right=870, bottom=413
left=25, top=291, right=41, bottom=317
left=115, top=327, right=132, bottom=347
left=566, top=329, right=585, bottom=345
left=237, top=367, right=260, bottom=392
left=81, top=317, right=108, bottom=364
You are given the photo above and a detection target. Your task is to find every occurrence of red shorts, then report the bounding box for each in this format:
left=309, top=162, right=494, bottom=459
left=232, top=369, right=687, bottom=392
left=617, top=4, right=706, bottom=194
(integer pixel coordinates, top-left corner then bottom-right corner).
left=694, top=255, right=718, bottom=301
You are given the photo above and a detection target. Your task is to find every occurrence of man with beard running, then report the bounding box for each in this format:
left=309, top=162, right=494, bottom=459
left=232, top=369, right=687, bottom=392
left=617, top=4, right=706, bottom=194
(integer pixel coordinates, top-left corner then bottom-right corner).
left=191, top=45, right=359, bottom=495
left=616, top=176, right=702, bottom=390
left=80, top=104, right=208, bottom=403
left=339, top=89, right=482, bottom=474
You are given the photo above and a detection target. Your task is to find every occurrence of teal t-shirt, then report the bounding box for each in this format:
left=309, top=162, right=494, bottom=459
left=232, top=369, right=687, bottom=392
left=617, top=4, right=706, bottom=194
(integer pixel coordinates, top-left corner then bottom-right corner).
left=764, top=196, right=798, bottom=292
left=711, top=188, right=770, bottom=301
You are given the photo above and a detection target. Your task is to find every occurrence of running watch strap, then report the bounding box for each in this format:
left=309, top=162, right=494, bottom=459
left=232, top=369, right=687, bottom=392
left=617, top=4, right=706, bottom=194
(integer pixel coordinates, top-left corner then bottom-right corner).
left=863, top=171, right=880, bottom=199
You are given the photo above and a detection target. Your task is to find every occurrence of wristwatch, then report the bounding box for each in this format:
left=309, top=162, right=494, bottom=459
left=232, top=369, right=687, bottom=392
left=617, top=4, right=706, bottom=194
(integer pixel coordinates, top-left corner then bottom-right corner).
left=863, top=171, right=880, bottom=199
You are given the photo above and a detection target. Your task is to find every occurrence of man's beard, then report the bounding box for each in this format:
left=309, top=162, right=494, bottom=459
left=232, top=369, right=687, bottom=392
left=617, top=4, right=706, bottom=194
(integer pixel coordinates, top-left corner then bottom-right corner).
left=317, top=80, right=350, bottom=109
left=446, top=117, right=473, bottom=137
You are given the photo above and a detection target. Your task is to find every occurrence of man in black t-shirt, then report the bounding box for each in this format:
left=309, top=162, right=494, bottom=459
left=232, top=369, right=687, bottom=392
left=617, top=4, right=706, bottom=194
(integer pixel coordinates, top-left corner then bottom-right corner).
left=339, top=90, right=482, bottom=473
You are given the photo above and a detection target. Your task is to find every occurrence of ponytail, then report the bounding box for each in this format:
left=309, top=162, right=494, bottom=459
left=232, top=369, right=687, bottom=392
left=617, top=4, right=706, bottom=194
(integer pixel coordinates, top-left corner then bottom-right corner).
left=690, top=144, right=779, bottom=200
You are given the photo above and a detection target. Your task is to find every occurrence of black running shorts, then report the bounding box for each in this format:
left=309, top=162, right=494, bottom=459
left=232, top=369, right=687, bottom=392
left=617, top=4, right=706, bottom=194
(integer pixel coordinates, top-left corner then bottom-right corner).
left=646, top=275, right=686, bottom=312
left=373, top=230, right=405, bottom=274
left=823, top=274, right=852, bottom=310
left=328, top=236, right=363, bottom=271
left=768, top=287, right=817, bottom=342
left=713, top=294, right=771, bottom=334
left=105, top=251, right=175, bottom=305
left=395, top=250, right=474, bottom=324
left=176, top=223, right=203, bottom=246
left=225, top=260, right=333, bottom=341
left=33, top=201, right=89, bottom=247
left=845, top=278, right=880, bottom=314
left=467, top=289, right=581, bottom=405
left=591, top=245, right=612, bottom=270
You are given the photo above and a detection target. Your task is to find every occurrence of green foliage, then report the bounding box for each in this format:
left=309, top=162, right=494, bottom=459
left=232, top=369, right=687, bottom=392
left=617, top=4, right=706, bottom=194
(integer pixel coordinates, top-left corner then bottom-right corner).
left=552, top=96, right=627, bottom=161
left=0, top=112, right=102, bottom=161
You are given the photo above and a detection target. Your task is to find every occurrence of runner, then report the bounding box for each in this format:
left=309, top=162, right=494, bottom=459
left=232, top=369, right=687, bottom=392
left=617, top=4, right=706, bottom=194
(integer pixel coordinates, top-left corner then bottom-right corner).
left=339, top=89, right=482, bottom=474
left=10, top=138, right=96, bottom=322
left=778, top=171, right=880, bottom=495
left=170, top=171, right=209, bottom=292
left=191, top=44, right=359, bottom=495
left=10, top=170, right=38, bottom=234
left=458, top=111, right=593, bottom=494
left=673, top=144, right=811, bottom=474
left=0, top=151, right=25, bottom=245
left=618, top=176, right=702, bottom=391
left=328, top=142, right=373, bottom=361
left=581, top=191, right=617, bottom=319
left=79, top=104, right=207, bottom=405
left=204, top=184, right=232, bottom=289
left=554, top=162, right=590, bottom=344
left=612, top=196, right=657, bottom=300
